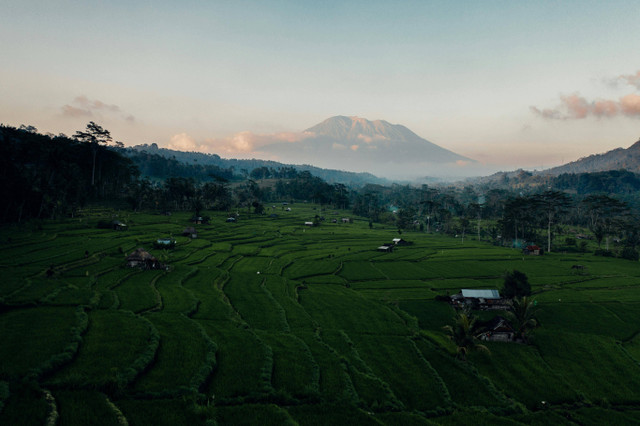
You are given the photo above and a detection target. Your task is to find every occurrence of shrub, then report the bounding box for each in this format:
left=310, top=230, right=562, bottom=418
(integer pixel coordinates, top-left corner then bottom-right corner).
left=502, top=270, right=531, bottom=299
left=620, top=247, right=639, bottom=261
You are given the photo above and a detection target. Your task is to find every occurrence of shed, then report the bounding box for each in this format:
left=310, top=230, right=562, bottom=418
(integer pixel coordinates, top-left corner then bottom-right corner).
left=304, top=221, right=314, bottom=226
left=112, top=220, right=127, bottom=231
left=226, top=217, right=236, bottom=223
left=392, top=238, right=411, bottom=245
left=341, top=218, right=350, bottom=223
left=377, top=244, right=394, bottom=252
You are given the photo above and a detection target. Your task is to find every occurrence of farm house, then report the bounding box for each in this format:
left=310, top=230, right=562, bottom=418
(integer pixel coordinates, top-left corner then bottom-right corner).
left=126, top=248, right=164, bottom=270
left=183, top=227, right=197, bottom=238
left=153, top=238, right=175, bottom=249
left=451, top=289, right=507, bottom=310
left=478, top=316, right=515, bottom=341
left=523, top=245, right=542, bottom=255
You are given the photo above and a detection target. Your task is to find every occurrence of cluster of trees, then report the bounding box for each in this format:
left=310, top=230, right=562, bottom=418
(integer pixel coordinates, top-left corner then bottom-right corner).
left=0, top=123, right=137, bottom=222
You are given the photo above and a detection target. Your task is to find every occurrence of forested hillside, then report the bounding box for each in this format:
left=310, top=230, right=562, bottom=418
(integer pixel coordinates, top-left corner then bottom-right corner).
left=127, top=143, right=389, bottom=186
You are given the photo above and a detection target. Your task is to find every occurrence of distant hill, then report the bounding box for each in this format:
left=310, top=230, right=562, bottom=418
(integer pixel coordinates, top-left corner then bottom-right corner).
left=544, top=139, right=640, bottom=175
left=125, top=143, right=389, bottom=186
left=476, top=138, right=640, bottom=188
left=261, top=116, right=475, bottom=177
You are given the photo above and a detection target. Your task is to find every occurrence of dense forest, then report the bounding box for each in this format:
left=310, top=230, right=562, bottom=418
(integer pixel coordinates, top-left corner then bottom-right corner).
left=2, top=124, right=638, bottom=259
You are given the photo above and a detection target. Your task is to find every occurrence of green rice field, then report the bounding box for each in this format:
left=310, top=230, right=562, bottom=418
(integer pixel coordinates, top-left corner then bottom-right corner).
left=1, top=204, right=639, bottom=425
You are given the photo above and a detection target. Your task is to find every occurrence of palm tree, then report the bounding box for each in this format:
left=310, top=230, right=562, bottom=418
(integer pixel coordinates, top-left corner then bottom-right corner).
left=504, top=296, right=538, bottom=342
left=443, top=311, right=490, bottom=360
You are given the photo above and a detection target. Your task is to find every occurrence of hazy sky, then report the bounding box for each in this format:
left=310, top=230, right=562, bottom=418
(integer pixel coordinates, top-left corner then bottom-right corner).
left=2, top=0, right=639, bottom=174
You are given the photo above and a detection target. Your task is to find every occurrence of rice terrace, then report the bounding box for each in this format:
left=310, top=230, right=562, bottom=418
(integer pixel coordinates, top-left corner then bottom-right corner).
left=2, top=204, right=640, bottom=425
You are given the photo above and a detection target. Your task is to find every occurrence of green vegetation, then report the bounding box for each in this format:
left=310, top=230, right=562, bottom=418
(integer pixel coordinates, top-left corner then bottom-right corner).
left=1, top=204, right=640, bottom=424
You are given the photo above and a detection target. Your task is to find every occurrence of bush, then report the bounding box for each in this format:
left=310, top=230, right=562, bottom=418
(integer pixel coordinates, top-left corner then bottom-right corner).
left=502, top=270, right=531, bottom=299
left=594, top=249, right=614, bottom=257
left=620, top=247, right=639, bottom=261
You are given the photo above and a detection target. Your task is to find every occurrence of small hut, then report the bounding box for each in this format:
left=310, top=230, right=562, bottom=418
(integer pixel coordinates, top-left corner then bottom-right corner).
left=112, top=220, right=127, bottom=231
left=153, top=238, right=175, bottom=249
left=127, top=248, right=163, bottom=270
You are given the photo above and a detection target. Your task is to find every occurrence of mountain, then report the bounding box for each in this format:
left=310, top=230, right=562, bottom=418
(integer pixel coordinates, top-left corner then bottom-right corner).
left=543, top=139, right=640, bottom=175
left=260, top=116, right=475, bottom=178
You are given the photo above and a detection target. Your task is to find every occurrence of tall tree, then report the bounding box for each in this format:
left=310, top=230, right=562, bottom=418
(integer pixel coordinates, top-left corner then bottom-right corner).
left=74, top=121, right=112, bottom=186
left=583, top=194, right=629, bottom=250
left=534, top=190, right=572, bottom=253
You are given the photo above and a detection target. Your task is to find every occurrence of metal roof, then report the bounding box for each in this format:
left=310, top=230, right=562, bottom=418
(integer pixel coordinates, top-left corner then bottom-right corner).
left=461, top=289, right=500, bottom=299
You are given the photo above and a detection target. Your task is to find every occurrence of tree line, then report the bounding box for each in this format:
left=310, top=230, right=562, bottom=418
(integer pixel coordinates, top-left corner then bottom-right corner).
left=2, top=122, right=638, bottom=260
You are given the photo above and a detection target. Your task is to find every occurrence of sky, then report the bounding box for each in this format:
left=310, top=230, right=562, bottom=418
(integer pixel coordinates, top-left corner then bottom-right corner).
left=1, top=0, right=640, bottom=177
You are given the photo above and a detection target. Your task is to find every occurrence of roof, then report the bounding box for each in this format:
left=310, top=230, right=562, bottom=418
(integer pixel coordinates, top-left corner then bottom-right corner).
left=127, top=248, right=155, bottom=261
left=461, top=289, right=500, bottom=299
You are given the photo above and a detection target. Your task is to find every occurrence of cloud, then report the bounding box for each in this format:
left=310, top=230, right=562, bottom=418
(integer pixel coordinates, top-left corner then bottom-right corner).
left=620, top=94, right=640, bottom=116
left=357, top=134, right=373, bottom=143
left=167, top=130, right=314, bottom=155
left=60, top=95, right=135, bottom=122
left=619, top=71, right=640, bottom=90
left=532, top=70, right=640, bottom=120
left=531, top=92, right=640, bottom=120
left=350, top=144, right=359, bottom=151
left=332, top=143, right=347, bottom=150
left=60, top=104, right=92, bottom=117
left=168, top=133, right=201, bottom=151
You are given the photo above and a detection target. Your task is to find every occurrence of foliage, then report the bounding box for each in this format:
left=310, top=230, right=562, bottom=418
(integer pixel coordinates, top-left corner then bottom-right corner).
left=443, top=311, right=490, bottom=360
left=504, top=296, right=538, bottom=342
left=502, top=270, right=531, bottom=299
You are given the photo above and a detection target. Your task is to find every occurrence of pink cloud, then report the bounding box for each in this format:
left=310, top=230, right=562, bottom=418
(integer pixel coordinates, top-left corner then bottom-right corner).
left=350, top=144, right=359, bottom=151
left=60, top=95, right=134, bottom=122
left=592, top=99, right=618, bottom=117
left=620, top=94, right=640, bottom=116
left=619, top=71, right=640, bottom=90
left=532, top=92, right=640, bottom=120
left=167, top=130, right=314, bottom=155
left=60, top=104, right=92, bottom=117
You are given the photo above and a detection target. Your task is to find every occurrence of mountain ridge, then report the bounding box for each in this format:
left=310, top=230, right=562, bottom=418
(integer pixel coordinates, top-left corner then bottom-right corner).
left=262, top=116, right=474, bottom=177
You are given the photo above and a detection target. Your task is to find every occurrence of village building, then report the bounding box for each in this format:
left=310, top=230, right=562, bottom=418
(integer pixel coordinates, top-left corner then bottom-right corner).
left=304, top=221, right=314, bottom=226
left=226, top=217, right=236, bottom=222
left=341, top=218, right=350, bottom=223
